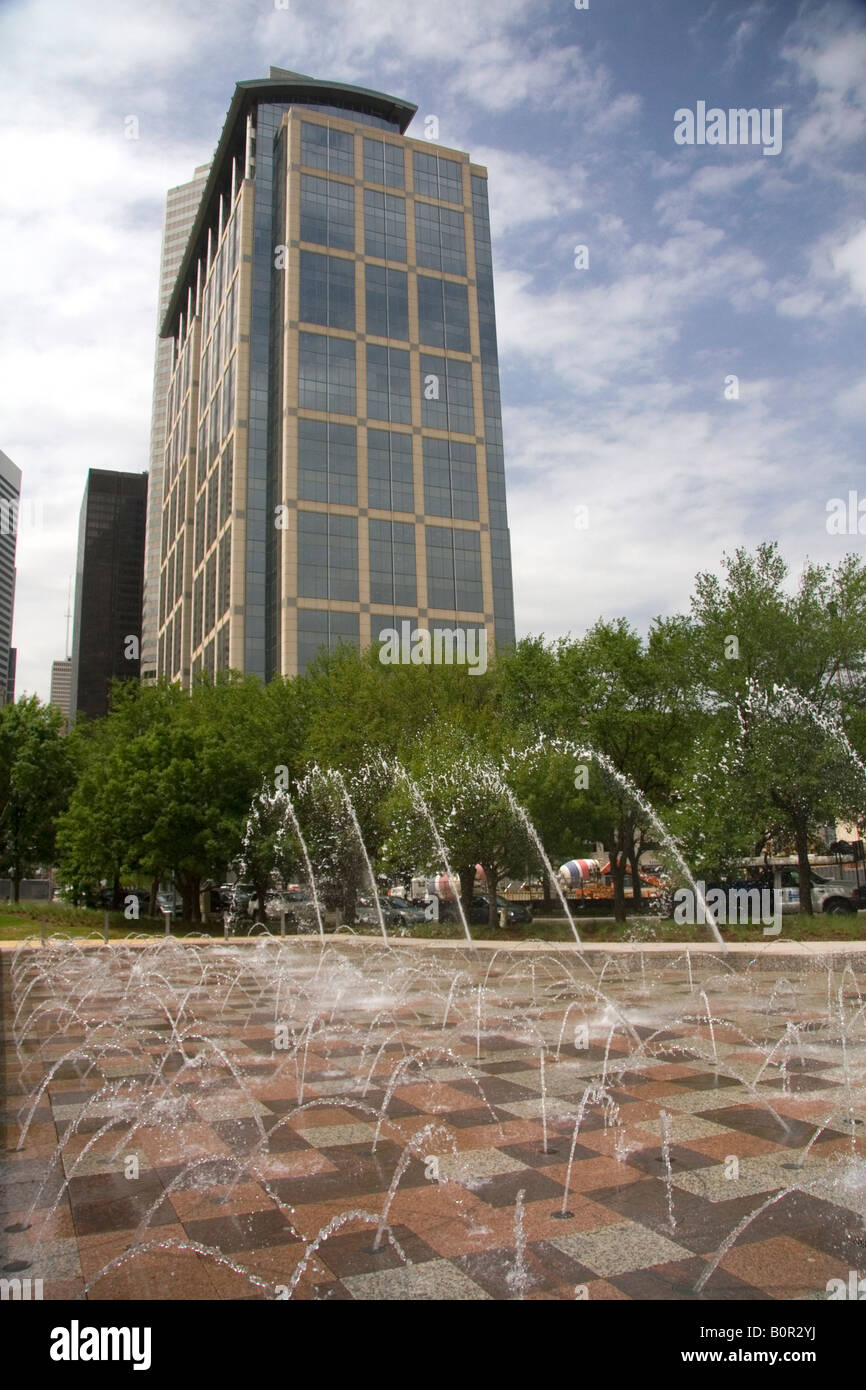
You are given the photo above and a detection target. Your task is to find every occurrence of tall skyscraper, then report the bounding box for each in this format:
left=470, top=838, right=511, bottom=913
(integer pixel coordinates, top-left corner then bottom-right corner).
left=141, top=162, right=211, bottom=682
left=0, top=449, right=21, bottom=706
left=156, top=69, right=515, bottom=684
left=70, top=470, right=147, bottom=722
left=49, top=658, right=72, bottom=730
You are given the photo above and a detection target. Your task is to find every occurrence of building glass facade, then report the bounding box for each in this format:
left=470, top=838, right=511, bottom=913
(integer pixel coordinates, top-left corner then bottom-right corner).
left=70, top=470, right=147, bottom=722
left=154, top=69, right=515, bottom=682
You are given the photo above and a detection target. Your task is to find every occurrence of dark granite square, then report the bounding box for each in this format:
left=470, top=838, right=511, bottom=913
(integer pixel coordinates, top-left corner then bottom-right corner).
left=312, top=1223, right=437, bottom=1279
left=698, top=1106, right=845, bottom=1149
left=474, top=1169, right=564, bottom=1208
left=183, top=1208, right=299, bottom=1254
left=624, top=1145, right=719, bottom=1177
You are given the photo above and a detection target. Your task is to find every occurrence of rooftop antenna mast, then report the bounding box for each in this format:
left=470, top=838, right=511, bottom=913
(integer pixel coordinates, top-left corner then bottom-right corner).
left=64, top=576, right=72, bottom=659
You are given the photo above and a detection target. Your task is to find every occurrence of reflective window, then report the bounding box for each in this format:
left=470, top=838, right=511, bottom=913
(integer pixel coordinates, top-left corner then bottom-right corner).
left=420, top=354, right=475, bottom=434
left=194, top=490, right=205, bottom=567
left=363, top=138, right=405, bottom=188
left=413, top=151, right=463, bottom=204
left=298, top=511, right=358, bottom=601
left=217, top=623, right=229, bottom=671
left=367, top=429, right=414, bottom=512
left=301, top=122, right=354, bottom=176
left=204, top=551, right=216, bottom=632
left=300, top=174, right=356, bottom=251
left=299, top=250, right=356, bottom=330
left=218, top=531, right=230, bottom=615
left=417, top=275, right=470, bottom=352
left=414, top=202, right=466, bottom=275
left=193, top=572, right=203, bottom=649
left=299, top=332, right=356, bottom=415
left=220, top=441, right=233, bottom=525
left=298, top=419, right=358, bottom=506
left=364, top=189, right=406, bottom=261
left=369, top=519, right=417, bottom=606
left=297, top=608, right=360, bottom=672
left=207, top=470, right=218, bottom=549
left=423, top=437, right=478, bottom=520
left=365, top=265, right=409, bottom=341
left=366, top=344, right=411, bottom=424
left=425, top=525, right=483, bottom=612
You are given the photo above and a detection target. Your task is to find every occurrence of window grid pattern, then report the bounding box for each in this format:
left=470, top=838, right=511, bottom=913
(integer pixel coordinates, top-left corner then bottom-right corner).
left=415, top=202, right=466, bottom=275
left=299, top=332, right=356, bottom=415
left=364, top=189, right=406, bottom=262
left=413, top=152, right=463, bottom=204
left=367, top=429, right=414, bottom=513
left=300, top=174, right=355, bottom=251
left=423, top=437, right=479, bottom=521
left=297, top=609, right=360, bottom=672
left=369, top=519, right=417, bottom=607
left=298, top=419, right=358, bottom=506
left=363, top=138, right=405, bottom=188
left=297, top=512, right=359, bottom=602
left=299, top=250, right=356, bottom=330
left=417, top=275, right=470, bottom=352
left=365, top=265, right=409, bottom=341
left=425, top=525, right=483, bottom=613
left=366, top=344, right=411, bottom=424
left=301, top=122, right=354, bottom=176
left=420, top=354, right=475, bottom=434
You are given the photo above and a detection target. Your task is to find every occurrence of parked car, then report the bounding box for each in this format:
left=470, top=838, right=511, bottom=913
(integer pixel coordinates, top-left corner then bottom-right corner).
left=156, top=888, right=183, bottom=915
left=385, top=894, right=429, bottom=925
left=471, top=895, right=533, bottom=926
left=357, top=895, right=406, bottom=927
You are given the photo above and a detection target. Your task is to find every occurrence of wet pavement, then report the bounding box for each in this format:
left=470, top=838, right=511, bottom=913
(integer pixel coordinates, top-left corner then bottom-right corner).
left=2, top=938, right=865, bottom=1300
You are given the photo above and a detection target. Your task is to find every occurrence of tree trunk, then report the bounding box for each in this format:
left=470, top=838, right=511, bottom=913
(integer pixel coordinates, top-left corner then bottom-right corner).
left=112, top=871, right=123, bottom=911
left=610, top=833, right=628, bottom=923
left=177, top=872, right=200, bottom=922
left=482, top=864, right=499, bottom=929
left=457, top=863, right=475, bottom=932
left=343, top=879, right=357, bottom=929
left=254, top=875, right=270, bottom=925
left=627, top=840, right=643, bottom=911
left=795, top=820, right=813, bottom=916
left=149, top=874, right=160, bottom=918
left=12, top=863, right=20, bottom=902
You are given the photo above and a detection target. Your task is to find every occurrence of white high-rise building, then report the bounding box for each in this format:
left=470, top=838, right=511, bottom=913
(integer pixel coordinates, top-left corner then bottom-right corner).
left=141, top=164, right=211, bottom=682
left=0, top=449, right=21, bottom=706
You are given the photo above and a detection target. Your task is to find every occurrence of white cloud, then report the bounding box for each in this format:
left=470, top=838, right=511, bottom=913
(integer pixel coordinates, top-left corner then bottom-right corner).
left=830, top=224, right=866, bottom=305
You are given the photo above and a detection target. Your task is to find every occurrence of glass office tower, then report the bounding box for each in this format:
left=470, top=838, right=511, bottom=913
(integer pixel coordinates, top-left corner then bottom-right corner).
left=142, top=162, right=211, bottom=682
left=156, top=68, right=515, bottom=683
left=70, top=470, right=147, bottom=722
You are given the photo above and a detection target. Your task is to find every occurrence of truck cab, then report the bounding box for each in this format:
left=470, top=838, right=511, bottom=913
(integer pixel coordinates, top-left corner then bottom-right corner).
left=774, top=866, right=857, bottom=915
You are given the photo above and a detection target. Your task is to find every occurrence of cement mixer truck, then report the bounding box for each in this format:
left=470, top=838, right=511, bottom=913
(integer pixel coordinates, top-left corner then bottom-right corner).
left=556, top=858, right=661, bottom=908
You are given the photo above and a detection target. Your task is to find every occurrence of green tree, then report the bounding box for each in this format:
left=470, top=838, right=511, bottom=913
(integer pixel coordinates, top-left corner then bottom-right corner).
left=0, top=697, right=75, bottom=900
left=551, top=618, right=703, bottom=921
left=687, top=544, right=866, bottom=912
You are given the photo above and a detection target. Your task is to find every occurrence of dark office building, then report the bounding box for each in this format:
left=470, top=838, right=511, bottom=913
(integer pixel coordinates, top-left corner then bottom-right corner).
left=0, top=450, right=21, bottom=706
left=70, top=470, right=147, bottom=722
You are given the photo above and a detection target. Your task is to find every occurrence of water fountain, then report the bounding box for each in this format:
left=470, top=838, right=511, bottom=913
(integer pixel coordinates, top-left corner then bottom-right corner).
left=2, top=755, right=864, bottom=1302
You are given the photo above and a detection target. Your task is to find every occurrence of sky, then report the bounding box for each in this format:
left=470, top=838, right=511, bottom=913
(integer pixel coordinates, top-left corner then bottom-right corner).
left=1, top=0, right=865, bottom=701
